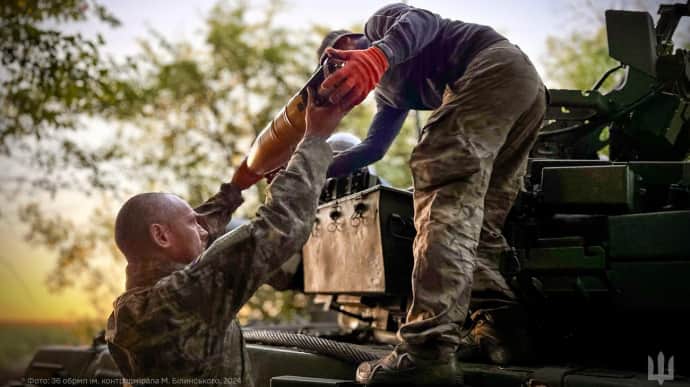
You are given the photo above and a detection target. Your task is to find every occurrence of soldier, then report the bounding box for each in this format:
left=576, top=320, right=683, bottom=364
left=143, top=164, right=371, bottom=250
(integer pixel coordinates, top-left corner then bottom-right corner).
left=318, top=3, right=546, bottom=385
left=105, top=88, right=348, bottom=387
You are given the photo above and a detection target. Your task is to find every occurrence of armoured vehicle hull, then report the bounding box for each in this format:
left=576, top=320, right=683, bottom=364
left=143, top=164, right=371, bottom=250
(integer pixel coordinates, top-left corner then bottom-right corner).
left=18, top=341, right=690, bottom=386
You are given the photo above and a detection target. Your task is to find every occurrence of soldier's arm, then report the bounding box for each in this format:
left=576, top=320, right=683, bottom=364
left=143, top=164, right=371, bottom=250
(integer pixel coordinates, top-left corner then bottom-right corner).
left=365, top=3, right=441, bottom=65
left=327, top=98, right=408, bottom=178
left=147, top=136, right=332, bottom=328
left=237, top=134, right=332, bottom=300
left=194, top=182, right=244, bottom=245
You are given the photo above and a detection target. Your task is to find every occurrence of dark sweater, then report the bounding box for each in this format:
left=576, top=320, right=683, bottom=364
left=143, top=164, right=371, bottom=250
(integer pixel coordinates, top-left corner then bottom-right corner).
left=328, top=3, right=506, bottom=177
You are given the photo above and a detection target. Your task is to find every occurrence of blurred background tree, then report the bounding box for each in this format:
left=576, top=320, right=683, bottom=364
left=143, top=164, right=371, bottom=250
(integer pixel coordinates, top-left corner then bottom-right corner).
left=5, top=0, right=687, bottom=326
left=544, top=27, right=620, bottom=91
left=1, top=0, right=138, bottom=194
left=542, top=1, right=688, bottom=159
left=1, top=0, right=416, bottom=323
left=543, top=0, right=689, bottom=91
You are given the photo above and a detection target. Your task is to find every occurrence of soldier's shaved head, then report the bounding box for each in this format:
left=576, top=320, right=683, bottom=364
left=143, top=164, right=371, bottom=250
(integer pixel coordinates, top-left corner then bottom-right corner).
left=114, top=192, right=181, bottom=261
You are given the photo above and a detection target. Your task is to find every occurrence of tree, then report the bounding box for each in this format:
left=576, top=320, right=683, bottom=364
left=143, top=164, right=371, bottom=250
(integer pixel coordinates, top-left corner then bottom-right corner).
left=543, top=0, right=689, bottom=91
left=2, top=0, right=420, bottom=322
left=0, top=0, right=139, bottom=195
left=544, top=27, right=620, bottom=91
left=11, top=0, right=311, bottom=319
left=542, top=1, right=689, bottom=159
left=1, top=0, right=139, bottom=319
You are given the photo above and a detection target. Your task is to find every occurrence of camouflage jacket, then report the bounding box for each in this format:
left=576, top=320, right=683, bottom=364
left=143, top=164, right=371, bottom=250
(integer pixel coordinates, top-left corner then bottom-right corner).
left=105, top=136, right=332, bottom=387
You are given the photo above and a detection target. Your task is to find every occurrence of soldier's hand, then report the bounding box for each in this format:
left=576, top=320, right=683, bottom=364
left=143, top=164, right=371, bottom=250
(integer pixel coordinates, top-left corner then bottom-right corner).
left=319, top=46, right=388, bottom=110
left=304, top=87, right=350, bottom=139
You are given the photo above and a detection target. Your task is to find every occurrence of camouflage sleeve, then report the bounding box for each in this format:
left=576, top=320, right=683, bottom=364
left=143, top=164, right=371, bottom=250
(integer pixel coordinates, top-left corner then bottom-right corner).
left=327, top=101, right=408, bottom=177
left=264, top=252, right=302, bottom=291
left=153, top=136, right=332, bottom=327
left=194, top=182, right=244, bottom=244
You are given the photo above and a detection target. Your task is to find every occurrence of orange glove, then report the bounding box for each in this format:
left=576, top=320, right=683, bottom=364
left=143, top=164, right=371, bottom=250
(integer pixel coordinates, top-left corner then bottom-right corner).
left=319, top=46, right=389, bottom=109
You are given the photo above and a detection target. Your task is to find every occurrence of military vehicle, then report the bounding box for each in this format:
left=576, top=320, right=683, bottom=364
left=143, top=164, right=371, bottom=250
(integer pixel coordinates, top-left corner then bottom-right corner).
left=15, top=2, right=690, bottom=386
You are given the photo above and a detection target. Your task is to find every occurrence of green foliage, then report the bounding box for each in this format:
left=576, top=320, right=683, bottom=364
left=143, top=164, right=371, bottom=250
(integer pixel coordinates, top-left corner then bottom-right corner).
left=5, top=0, right=374, bottom=322
left=3, top=0, right=417, bottom=322
left=0, top=0, right=140, bottom=195
left=0, top=0, right=130, bottom=145
left=101, top=1, right=322, bottom=208
left=542, top=25, right=617, bottom=159
left=544, top=27, right=621, bottom=91
left=541, top=2, right=689, bottom=160
left=542, top=0, right=689, bottom=91
left=332, top=101, right=415, bottom=188
left=239, top=287, right=310, bottom=324
left=376, top=113, right=419, bottom=188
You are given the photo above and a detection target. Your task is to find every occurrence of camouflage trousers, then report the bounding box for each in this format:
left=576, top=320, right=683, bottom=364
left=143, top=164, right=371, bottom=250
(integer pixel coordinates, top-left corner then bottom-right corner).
left=399, top=40, right=546, bottom=349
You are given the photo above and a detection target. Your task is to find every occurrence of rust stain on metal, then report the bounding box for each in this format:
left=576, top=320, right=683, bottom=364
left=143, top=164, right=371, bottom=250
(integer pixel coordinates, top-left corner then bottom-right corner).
left=303, top=190, right=385, bottom=293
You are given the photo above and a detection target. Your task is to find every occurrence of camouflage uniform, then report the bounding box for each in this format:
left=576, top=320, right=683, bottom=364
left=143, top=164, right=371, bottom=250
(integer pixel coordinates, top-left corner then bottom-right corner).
left=398, top=40, right=546, bottom=349
left=106, top=136, right=332, bottom=387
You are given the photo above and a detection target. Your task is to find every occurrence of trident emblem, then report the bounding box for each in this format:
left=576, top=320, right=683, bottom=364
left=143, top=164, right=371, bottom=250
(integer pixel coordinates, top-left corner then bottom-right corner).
left=648, top=352, right=674, bottom=386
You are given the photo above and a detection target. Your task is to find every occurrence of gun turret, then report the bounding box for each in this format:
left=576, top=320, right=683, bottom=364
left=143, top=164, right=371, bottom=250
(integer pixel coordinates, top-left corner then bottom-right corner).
left=534, top=2, right=690, bottom=161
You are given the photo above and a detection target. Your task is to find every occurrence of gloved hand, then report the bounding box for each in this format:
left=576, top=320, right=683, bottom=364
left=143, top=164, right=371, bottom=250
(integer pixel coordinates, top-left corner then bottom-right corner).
left=319, top=46, right=388, bottom=109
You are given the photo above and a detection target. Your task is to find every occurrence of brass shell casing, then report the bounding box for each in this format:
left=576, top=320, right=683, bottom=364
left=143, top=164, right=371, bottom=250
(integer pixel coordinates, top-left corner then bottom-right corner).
left=231, top=59, right=343, bottom=189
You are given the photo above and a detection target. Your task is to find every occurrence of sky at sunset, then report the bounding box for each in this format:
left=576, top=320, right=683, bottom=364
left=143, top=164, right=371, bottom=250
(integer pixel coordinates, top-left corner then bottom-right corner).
left=2, top=0, right=678, bottom=323
left=1, top=221, right=103, bottom=321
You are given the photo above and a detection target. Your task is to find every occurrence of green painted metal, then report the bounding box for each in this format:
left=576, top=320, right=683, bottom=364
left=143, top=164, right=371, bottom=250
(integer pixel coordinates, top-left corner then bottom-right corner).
left=541, top=165, right=636, bottom=212
left=608, top=210, right=690, bottom=260
left=247, top=344, right=356, bottom=387
left=609, top=261, right=690, bottom=310
left=534, top=4, right=689, bottom=162
left=627, top=161, right=689, bottom=184
left=605, top=10, right=657, bottom=76
left=526, top=246, right=606, bottom=271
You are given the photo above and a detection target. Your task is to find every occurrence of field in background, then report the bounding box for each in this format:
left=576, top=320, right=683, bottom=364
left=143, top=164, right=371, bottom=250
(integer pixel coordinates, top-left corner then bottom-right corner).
left=0, top=320, right=103, bottom=384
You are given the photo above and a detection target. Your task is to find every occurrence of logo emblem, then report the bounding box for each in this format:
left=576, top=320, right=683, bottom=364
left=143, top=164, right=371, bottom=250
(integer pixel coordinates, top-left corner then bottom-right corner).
left=648, top=352, right=674, bottom=386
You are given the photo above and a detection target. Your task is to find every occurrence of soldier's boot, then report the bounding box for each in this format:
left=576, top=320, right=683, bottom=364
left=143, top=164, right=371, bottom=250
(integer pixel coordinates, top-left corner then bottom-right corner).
left=456, top=306, right=535, bottom=365
left=356, top=343, right=462, bottom=385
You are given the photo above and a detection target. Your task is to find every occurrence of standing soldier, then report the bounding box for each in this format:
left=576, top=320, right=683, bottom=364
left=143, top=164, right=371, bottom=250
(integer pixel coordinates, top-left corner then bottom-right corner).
left=318, top=3, right=547, bottom=384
